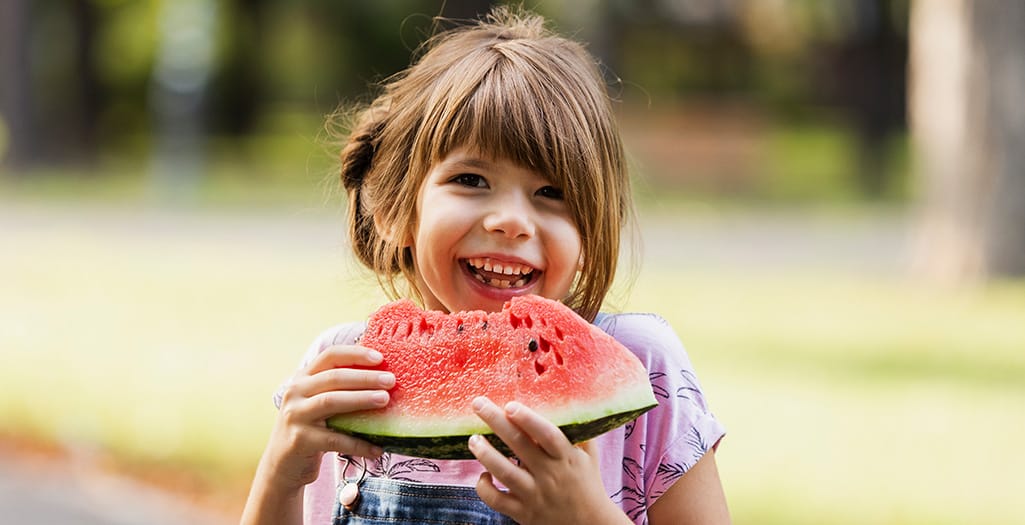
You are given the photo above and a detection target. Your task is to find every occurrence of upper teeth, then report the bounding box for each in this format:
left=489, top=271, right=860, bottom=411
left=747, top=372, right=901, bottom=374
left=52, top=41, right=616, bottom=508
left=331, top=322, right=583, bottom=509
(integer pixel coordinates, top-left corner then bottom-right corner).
left=467, top=258, right=534, bottom=276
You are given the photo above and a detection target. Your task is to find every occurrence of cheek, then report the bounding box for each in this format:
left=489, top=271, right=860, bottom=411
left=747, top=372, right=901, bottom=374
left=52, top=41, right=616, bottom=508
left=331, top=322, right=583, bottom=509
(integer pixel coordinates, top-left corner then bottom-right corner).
left=418, top=205, right=462, bottom=242
left=412, top=203, right=470, bottom=267
left=550, top=220, right=584, bottom=276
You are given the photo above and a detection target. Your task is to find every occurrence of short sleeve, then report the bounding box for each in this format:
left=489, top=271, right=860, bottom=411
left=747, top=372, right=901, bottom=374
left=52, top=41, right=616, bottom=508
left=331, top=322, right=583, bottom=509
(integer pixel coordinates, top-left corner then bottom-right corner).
left=596, top=313, right=726, bottom=513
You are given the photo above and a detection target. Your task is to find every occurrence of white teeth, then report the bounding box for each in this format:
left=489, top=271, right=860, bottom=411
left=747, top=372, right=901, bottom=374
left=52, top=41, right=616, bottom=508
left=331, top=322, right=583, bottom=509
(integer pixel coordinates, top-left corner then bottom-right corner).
left=470, top=271, right=526, bottom=289
left=466, top=257, right=536, bottom=289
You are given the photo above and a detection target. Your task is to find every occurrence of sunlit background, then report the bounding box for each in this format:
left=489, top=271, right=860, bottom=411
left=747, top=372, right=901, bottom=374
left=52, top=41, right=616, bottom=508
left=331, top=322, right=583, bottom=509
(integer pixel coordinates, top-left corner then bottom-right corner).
left=2, top=1, right=1023, bottom=524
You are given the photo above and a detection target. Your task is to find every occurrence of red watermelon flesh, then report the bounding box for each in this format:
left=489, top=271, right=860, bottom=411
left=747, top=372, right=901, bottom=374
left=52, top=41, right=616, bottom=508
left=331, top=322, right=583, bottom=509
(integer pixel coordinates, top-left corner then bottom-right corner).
left=326, top=295, right=657, bottom=459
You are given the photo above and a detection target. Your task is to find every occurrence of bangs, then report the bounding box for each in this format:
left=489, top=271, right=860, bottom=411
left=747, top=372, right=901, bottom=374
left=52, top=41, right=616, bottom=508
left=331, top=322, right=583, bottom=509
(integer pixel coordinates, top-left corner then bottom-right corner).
left=415, top=45, right=604, bottom=195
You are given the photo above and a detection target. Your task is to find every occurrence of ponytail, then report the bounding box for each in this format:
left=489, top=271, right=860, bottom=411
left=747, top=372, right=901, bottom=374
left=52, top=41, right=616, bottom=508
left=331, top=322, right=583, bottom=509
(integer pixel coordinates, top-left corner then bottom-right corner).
left=340, top=115, right=386, bottom=271
left=340, top=119, right=382, bottom=191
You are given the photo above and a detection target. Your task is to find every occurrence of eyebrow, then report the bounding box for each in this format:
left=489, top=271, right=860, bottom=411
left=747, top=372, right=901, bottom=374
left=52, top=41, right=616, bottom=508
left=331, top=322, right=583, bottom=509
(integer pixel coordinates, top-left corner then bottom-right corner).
left=443, top=158, right=494, bottom=171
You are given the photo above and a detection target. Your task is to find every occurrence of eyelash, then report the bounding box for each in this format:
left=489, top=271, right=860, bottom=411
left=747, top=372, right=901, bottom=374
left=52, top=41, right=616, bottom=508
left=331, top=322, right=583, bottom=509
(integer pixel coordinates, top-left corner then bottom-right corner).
left=448, top=174, right=564, bottom=200
left=536, top=186, right=564, bottom=200
left=451, top=173, right=487, bottom=188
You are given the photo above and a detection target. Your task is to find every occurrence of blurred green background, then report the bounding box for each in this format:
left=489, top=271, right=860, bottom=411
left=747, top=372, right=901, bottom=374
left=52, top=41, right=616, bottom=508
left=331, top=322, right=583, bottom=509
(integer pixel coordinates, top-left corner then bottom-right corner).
left=2, top=1, right=1023, bottom=524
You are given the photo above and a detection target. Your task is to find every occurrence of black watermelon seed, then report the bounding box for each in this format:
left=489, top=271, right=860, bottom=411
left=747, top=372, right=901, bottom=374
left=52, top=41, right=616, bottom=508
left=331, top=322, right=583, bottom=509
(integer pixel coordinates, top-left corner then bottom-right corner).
left=481, top=321, right=488, bottom=330
left=528, top=338, right=538, bottom=352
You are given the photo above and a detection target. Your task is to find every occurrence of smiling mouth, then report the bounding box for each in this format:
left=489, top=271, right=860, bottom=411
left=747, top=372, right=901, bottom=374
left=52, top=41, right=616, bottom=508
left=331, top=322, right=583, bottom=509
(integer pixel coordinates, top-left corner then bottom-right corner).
left=464, top=257, right=537, bottom=289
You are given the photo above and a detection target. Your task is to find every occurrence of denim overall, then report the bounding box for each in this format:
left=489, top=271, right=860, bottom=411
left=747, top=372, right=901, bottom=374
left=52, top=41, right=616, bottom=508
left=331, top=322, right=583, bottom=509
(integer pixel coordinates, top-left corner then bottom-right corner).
left=333, top=456, right=516, bottom=525
left=333, top=477, right=517, bottom=524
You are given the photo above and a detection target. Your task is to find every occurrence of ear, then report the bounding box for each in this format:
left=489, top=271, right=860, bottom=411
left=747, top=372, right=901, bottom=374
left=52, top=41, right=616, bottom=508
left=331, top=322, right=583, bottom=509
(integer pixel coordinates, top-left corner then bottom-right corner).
left=374, top=211, right=413, bottom=248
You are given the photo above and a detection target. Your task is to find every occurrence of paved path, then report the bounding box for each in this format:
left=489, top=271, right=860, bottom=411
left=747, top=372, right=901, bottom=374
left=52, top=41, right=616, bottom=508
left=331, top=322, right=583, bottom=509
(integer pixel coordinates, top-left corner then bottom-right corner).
left=636, top=209, right=910, bottom=274
left=0, top=199, right=912, bottom=275
left=0, top=447, right=232, bottom=525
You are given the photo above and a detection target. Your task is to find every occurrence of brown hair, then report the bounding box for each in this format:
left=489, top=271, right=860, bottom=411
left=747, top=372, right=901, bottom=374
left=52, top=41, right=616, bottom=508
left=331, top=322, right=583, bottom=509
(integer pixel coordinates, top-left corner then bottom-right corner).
left=339, top=7, right=632, bottom=321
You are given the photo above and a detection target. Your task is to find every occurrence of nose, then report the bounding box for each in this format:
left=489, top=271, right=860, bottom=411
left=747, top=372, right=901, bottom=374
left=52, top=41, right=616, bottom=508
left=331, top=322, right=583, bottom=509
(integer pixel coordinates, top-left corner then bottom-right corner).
left=482, top=193, right=536, bottom=239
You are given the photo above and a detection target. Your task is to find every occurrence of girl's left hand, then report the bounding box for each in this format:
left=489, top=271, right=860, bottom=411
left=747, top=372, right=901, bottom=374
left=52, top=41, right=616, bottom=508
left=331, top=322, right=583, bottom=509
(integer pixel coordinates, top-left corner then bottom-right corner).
left=469, top=397, right=632, bottom=525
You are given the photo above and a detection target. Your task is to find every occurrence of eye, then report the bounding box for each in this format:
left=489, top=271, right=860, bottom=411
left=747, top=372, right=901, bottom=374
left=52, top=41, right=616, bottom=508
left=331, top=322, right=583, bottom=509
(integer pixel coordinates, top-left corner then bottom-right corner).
left=536, top=185, right=564, bottom=200
left=450, top=173, right=488, bottom=188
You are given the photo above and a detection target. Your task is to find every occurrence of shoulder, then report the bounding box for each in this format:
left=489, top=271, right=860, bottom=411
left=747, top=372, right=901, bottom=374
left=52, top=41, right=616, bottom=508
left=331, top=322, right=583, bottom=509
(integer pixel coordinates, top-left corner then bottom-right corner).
left=309, top=321, right=368, bottom=351
left=594, top=310, right=706, bottom=404
left=301, top=320, right=371, bottom=368
left=593, top=311, right=693, bottom=371
left=594, top=311, right=678, bottom=344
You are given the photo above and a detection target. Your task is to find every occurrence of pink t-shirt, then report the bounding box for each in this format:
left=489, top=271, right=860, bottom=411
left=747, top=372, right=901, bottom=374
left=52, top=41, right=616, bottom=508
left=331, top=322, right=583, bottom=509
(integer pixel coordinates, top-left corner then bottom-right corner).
left=276, top=311, right=725, bottom=525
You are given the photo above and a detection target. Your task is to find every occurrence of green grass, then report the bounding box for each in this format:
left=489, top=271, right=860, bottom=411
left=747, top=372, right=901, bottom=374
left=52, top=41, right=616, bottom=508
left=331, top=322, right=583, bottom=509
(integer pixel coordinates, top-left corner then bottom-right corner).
left=633, top=271, right=1025, bottom=525
left=2, top=199, right=1023, bottom=524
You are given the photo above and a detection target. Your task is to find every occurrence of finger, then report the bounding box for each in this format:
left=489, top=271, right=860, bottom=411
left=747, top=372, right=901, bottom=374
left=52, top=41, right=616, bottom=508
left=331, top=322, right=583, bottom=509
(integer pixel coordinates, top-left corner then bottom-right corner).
left=468, top=433, right=534, bottom=494
left=475, top=471, right=524, bottom=518
left=299, top=389, right=390, bottom=422
left=503, top=400, right=572, bottom=459
left=294, top=367, right=395, bottom=398
left=307, top=345, right=383, bottom=375
left=471, top=397, right=545, bottom=463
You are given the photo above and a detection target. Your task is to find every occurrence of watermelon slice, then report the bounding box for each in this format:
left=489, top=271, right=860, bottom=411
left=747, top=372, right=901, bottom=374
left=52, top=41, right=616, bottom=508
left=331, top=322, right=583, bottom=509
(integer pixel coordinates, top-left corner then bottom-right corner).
left=326, top=295, right=657, bottom=459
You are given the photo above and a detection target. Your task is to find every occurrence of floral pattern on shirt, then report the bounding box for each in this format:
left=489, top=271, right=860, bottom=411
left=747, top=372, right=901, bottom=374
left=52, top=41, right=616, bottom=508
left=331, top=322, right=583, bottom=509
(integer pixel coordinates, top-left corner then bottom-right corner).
left=366, top=453, right=441, bottom=481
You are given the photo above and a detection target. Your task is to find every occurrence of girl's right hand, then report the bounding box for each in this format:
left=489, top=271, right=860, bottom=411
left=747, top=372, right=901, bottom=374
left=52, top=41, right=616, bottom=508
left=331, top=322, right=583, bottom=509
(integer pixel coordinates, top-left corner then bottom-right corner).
left=260, top=345, right=394, bottom=492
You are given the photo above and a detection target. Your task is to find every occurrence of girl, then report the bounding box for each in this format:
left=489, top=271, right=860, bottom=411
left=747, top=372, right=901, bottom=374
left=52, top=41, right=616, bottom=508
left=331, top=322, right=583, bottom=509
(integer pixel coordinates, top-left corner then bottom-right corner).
left=242, top=7, right=729, bottom=525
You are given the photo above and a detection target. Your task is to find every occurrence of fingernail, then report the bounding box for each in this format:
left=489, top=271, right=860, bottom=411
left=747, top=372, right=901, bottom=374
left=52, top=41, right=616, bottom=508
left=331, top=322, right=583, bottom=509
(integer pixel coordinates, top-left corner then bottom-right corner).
left=378, top=373, right=395, bottom=388
left=468, top=434, right=482, bottom=448
left=505, top=401, right=522, bottom=415
left=367, top=350, right=383, bottom=363
left=371, top=391, right=389, bottom=405
left=471, top=397, right=486, bottom=411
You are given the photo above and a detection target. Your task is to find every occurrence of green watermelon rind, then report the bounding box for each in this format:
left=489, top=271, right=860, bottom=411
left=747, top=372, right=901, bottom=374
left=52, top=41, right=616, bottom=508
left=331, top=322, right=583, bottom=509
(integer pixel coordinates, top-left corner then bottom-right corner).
left=328, top=379, right=656, bottom=436
left=326, top=380, right=659, bottom=459
left=336, top=402, right=657, bottom=460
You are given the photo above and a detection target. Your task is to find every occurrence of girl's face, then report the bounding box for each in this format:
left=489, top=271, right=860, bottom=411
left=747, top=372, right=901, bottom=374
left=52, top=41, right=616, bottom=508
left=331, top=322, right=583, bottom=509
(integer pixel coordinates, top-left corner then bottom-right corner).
left=408, top=147, right=582, bottom=313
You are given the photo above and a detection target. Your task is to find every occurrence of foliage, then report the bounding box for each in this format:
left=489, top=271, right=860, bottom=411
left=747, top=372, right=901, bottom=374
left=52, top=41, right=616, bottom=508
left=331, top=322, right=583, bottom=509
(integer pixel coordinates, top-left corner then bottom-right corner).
left=3, top=0, right=910, bottom=204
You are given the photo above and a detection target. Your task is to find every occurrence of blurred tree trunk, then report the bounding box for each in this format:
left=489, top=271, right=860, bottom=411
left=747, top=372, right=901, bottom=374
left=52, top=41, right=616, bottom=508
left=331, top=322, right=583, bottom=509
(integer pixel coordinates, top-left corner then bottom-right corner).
left=0, top=0, right=35, bottom=170
left=69, top=0, right=101, bottom=166
left=214, top=0, right=266, bottom=136
left=909, top=0, right=1025, bottom=280
left=1, top=0, right=100, bottom=169
left=844, top=0, right=907, bottom=198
